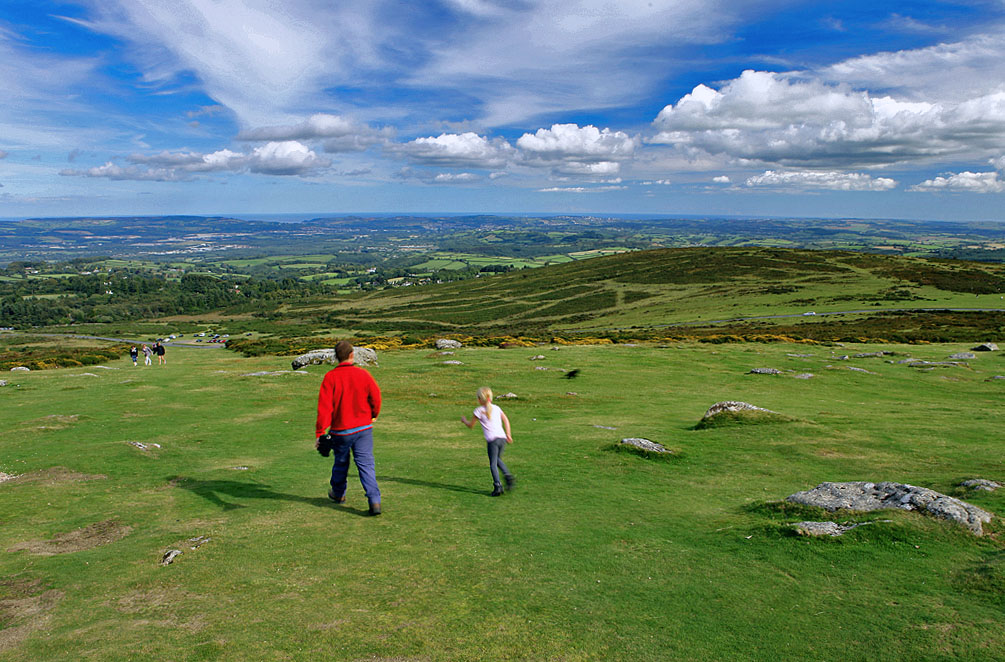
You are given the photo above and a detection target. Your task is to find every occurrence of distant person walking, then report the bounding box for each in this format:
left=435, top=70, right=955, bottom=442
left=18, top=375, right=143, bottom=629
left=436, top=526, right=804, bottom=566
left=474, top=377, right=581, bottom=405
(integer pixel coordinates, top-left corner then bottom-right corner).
left=155, top=342, right=166, bottom=365
left=461, top=387, right=515, bottom=496
left=130, top=346, right=138, bottom=366
left=315, top=340, right=383, bottom=515
left=142, top=344, right=152, bottom=366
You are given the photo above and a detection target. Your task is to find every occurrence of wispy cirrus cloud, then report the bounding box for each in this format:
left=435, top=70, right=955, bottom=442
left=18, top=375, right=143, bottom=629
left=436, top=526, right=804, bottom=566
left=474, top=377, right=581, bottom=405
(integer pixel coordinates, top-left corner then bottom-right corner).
left=65, top=0, right=377, bottom=127
left=415, top=0, right=749, bottom=125
left=396, top=167, right=482, bottom=184
left=60, top=140, right=329, bottom=180
left=745, top=170, right=898, bottom=191
left=237, top=113, right=392, bottom=153
left=538, top=184, right=627, bottom=193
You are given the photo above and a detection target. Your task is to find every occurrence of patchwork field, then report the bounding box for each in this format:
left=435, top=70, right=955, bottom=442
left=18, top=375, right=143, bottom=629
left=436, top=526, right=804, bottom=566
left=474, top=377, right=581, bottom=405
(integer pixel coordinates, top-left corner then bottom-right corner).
left=1, top=341, right=1003, bottom=660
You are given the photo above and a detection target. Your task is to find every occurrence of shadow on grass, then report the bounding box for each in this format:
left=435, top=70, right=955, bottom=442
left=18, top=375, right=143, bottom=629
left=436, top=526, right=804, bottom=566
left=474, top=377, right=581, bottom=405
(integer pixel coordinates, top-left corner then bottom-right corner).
left=167, top=476, right=370, bottom=517
left=378, top=475, right=486, bottom=496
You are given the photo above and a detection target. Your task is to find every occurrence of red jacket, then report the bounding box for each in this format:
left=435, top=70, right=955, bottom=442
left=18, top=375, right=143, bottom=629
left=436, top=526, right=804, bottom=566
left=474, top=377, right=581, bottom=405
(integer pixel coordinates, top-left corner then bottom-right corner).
left=315, top=362, right=382, bottom=437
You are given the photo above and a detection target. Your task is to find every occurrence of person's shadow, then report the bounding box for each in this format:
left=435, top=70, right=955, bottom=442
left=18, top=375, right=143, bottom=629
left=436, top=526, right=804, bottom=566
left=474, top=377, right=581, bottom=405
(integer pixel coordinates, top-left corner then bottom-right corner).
left=167, top=476, right=371, bottom=517
left=378, top=475, right=485, bottom=495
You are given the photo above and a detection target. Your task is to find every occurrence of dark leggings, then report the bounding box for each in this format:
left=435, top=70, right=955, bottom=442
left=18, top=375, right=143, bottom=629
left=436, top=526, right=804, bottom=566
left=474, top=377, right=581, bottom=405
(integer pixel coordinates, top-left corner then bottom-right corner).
left=486, top=437, right=512, bottom=487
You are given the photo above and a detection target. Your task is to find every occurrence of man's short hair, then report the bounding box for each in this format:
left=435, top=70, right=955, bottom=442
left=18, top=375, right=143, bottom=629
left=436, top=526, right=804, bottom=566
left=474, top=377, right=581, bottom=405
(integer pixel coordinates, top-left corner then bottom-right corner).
left=335, top=340, right=354, bottom=363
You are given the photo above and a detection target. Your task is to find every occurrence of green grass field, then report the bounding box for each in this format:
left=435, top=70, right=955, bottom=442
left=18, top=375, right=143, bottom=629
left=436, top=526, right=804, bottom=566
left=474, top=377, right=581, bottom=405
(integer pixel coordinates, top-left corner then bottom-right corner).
left=2, top=341, right=1003, bottom=660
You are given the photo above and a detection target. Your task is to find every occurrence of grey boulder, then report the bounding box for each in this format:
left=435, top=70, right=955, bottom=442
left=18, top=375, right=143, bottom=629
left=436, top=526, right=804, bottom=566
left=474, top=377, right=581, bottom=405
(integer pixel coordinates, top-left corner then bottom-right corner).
left=972, top=342, right=999, bottom=351
left=786, top=481, right=993, bottom=535
left=435, top=339, right=462, bottom=350
left=290, top=346, right=378, bottom=370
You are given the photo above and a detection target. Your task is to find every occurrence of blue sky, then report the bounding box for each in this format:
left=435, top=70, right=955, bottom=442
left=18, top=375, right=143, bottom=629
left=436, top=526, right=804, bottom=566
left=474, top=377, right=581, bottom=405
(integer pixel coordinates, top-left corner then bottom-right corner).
left=3, top=0, right=1005, bottom=220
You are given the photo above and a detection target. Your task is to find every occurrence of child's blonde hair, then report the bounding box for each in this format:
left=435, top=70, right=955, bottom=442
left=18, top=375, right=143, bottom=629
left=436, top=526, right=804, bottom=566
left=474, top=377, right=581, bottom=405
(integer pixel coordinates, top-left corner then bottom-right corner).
left=477, top=386, right=493, bottom=419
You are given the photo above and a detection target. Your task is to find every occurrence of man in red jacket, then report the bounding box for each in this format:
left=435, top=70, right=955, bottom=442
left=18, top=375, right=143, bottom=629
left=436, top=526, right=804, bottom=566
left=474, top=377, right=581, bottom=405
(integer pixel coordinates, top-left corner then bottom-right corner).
left=315, top=340, right=383, bottom=515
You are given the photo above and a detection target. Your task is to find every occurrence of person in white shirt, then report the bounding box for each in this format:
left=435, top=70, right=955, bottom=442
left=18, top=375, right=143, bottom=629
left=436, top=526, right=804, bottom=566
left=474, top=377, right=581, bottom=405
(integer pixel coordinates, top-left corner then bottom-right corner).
left=461, top=386, right=515, bottom=496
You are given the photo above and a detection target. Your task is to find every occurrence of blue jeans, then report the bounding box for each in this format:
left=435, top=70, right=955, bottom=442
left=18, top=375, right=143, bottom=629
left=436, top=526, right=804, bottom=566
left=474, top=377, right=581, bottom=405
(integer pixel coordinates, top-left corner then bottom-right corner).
left=329, top=428, right=381, bottom=504
left=486, top=437, right=512, bottom=488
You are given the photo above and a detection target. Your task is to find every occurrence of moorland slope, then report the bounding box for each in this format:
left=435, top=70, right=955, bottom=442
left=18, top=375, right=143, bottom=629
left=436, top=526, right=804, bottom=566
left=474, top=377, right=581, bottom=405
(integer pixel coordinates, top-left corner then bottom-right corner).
left=282, top=247, right=1005, bottom=339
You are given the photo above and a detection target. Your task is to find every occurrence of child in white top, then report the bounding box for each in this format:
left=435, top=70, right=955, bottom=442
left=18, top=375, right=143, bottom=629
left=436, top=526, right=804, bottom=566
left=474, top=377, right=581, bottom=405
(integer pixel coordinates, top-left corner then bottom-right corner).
left=461, top=386, right=515, bottom=496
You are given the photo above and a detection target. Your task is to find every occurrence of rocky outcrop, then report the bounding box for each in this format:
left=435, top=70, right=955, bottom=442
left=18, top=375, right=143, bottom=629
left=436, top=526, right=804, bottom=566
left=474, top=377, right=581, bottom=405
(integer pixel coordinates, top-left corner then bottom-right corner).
left=948, top=352, right=977, bottom=360
left=960, top=479, right=1000, bottom=492
left=786, top=481, right=993, bottom=535
left=495, top=392, right=518, bottom=400
left=790, top=520, right=888, bottom=537
left=702, top=401, right=777, bottom=419
left=10, top=366, right=29, bottom=372
left=696, top=401, right=787, bottom=430
left=435, top=339, right=462, bottom=349
left=619, top=438, right=672, bottom=454
left=290, top=347, right=378, bottom=370
left=749, top=368, right=782, bottom=375
left=972, top=342, right=999, bottom=351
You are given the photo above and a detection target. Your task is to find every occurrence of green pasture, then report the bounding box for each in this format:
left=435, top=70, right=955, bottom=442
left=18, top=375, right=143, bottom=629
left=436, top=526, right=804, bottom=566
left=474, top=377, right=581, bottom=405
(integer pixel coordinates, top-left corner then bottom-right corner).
left=409, top=252, right=576, bottom=272
left=299, top=273, right=353, bottom=284
left=221, top=255, right=335, bottom=269
left=1, top=341, right=1003, bottom=660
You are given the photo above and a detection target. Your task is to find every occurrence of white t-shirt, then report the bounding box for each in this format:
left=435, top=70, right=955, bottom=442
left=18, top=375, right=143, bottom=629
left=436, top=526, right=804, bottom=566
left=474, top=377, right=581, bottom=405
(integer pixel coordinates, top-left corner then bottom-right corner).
left=473, top=404, right=506, bottom=441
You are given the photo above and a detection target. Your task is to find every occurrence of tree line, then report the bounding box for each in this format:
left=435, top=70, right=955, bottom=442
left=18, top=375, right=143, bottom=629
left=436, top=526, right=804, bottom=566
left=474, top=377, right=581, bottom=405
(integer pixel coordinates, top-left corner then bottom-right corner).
left=0, top=268, right=333, bottom=328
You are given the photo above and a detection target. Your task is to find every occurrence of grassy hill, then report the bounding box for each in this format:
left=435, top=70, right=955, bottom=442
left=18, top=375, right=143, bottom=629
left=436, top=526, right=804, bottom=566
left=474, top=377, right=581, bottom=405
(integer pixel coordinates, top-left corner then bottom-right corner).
left=1, top=341, right=1003, bottom=660
left=269, top=247, right=1005, bottom=340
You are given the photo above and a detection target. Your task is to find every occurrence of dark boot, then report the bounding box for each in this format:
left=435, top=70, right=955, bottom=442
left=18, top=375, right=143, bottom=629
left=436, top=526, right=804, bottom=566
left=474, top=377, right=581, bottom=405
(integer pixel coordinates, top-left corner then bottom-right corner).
left=369, top=501, right=382, bottom=516
left=490, top=486, right=503, bottom=497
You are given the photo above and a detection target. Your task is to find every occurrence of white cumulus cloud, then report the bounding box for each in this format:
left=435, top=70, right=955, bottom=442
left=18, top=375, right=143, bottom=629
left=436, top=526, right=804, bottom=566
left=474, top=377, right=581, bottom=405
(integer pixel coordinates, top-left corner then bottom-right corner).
left=712, top=175, right=731, bottom=183
left=911, top=171, right=1005, bottom=193
left=745, top=170, right=898, bottom=191
left=395, top=132, right=515, bottom=169
left=653, top=69, right=1005, bottom=168
left=518, top=124, right=636, bottom=161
